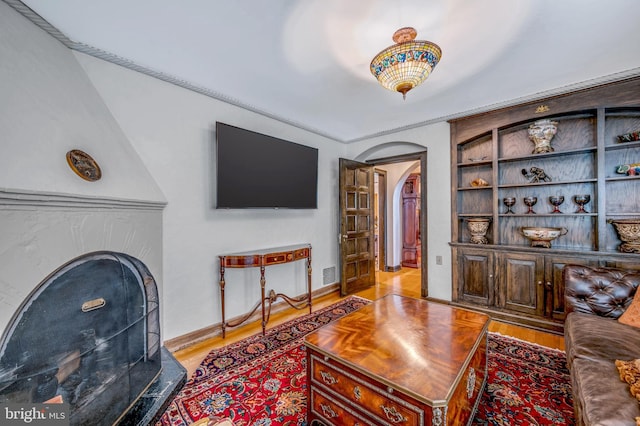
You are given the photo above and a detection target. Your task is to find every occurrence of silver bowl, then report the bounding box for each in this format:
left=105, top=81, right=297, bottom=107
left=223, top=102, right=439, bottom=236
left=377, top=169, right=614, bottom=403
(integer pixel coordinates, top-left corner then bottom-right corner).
left=521, top=227, right=567, bottom=248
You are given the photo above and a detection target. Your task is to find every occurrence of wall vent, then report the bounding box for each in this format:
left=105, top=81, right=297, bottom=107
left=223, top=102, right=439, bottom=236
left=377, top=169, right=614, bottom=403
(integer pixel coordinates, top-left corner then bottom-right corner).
left=322, top=266, right=336, bottom=285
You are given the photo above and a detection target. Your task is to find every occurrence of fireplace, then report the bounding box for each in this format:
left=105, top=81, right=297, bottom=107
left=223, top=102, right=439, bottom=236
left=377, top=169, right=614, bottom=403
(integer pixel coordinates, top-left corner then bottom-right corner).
left=0, top=251, right=185, bottom=425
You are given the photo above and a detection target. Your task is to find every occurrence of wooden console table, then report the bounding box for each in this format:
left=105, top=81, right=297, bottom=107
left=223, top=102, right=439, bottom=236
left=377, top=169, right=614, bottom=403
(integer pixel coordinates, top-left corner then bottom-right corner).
left=218, top=244, right=312, bottom=338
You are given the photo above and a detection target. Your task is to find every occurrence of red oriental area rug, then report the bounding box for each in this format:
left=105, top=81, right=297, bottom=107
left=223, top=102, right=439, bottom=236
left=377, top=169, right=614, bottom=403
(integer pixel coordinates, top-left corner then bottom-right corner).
left=158, top=297, right=574, bottom=426
left=472, top=333, right=574, bottom=425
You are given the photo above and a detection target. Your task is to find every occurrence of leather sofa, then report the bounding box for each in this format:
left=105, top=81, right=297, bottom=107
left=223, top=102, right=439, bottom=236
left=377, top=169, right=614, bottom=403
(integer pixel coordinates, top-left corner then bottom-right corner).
left=564, top=264, right=640, bottom=426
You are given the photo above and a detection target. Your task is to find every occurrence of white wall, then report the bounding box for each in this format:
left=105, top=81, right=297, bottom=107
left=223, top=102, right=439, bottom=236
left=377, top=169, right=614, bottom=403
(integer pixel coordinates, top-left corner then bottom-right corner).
left=73, top=53, right=346, bottom=341
left=0, top=2, right=164, bottom=204
left=347, top=124, right=453, bottom=301
left=0, top=0, right=454, bottom=345
left=0, top=2, right=165, bottom=334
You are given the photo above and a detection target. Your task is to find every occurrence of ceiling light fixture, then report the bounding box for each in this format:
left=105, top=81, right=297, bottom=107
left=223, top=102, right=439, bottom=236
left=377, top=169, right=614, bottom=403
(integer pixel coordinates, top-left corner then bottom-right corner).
left=370, top=27, right=442, bottom=100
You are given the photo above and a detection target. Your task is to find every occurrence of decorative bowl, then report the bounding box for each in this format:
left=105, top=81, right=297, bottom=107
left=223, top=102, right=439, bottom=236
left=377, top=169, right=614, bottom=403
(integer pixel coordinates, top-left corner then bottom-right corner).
left=607, top=218, right=640, bottom=253
left=520, top=227, right=567, bottom=248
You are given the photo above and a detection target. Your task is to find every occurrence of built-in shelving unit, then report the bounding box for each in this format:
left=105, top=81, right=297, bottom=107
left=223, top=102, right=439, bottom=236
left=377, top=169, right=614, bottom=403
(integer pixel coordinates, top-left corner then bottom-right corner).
left=449, top=78, right=640, bottom=333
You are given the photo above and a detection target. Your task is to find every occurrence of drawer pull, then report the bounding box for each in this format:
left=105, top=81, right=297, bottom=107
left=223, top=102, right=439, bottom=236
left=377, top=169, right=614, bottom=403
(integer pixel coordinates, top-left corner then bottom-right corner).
left=381, top=405, right=408, bottom=423
left=353, top=386, right=362, bottom=400
left=466, top=367, right=476, bottom=399
left=320, top=371, right=339, bottom=385
left=320, top=403, right=338, bottom=418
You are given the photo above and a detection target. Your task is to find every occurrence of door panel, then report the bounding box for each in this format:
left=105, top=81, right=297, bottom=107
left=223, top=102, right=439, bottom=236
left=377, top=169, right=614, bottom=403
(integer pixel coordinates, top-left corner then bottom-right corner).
left=339, top=158, right=375, bottom=295
left=545, top=255, right=598, bottom=320
left=498, top=252, right=544, bottom=316
left=458, top=248, right=494, bottom=306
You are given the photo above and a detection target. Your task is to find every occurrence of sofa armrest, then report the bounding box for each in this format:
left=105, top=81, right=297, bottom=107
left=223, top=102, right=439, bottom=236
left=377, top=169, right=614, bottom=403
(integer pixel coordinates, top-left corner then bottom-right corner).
left=564, top=264, right=640, bottom=319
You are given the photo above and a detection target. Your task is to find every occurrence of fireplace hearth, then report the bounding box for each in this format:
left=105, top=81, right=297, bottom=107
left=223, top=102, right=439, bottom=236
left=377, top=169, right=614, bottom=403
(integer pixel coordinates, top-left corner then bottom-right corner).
left=0, top=251, right=185, bottom=425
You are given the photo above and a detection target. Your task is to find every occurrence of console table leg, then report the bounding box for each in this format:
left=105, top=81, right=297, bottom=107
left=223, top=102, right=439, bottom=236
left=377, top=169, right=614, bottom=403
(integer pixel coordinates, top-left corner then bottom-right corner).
left=220, top=262, right=226, bottom=338
left=307, top=254, right=312, bottom=314
left=260, top=265, right=266, bottom=336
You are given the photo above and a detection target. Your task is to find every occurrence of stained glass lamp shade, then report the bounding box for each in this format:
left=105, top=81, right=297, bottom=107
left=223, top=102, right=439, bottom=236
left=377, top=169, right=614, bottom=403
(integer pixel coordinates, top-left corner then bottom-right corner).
left=370, top=27, right=442, bottom=99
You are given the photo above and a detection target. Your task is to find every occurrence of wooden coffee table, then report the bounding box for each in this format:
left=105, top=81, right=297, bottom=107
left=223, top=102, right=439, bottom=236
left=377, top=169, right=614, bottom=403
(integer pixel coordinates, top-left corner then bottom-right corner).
left=304, top=294, right=489, bottom=426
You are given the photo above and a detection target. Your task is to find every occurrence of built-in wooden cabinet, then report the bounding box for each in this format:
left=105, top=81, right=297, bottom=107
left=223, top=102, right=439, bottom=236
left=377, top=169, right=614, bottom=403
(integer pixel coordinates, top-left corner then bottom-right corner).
left=450, top=78, right=640, bottom=333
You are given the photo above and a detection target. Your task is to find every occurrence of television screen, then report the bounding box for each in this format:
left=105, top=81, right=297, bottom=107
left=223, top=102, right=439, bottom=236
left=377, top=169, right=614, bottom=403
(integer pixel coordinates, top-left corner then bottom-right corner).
left=215, top=122, right=318, bottom=209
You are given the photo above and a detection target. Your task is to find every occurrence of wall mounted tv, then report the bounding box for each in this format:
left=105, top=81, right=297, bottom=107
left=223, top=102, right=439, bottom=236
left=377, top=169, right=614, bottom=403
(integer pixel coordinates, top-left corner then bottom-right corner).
left=215, top=122, right=318, bottom=209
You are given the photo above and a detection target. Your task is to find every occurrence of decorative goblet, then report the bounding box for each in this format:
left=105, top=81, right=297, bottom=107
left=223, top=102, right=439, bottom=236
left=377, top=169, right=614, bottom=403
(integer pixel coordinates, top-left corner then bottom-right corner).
left=503, top=197, right=516, bottom=214
left=523, top=196, right=537, bottom=214
left=573, top=194, right=591, bottom=213
left=549, top=195, right=564, bottom=213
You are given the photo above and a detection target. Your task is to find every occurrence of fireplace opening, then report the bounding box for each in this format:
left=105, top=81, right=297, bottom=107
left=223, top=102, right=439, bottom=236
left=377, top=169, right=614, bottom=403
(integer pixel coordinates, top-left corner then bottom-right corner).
left=0, top=251, right=185, bottom=425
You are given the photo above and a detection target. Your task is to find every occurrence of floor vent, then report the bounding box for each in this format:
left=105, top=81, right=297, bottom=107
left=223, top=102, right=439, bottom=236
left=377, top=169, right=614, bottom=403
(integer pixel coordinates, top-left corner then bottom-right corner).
left=322, top=266, right=336, bottom=285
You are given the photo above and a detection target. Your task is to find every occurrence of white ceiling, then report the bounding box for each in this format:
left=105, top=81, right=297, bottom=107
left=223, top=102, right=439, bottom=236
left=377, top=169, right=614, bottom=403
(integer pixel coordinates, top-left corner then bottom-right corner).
left=14, top=0, right=640, bottom=143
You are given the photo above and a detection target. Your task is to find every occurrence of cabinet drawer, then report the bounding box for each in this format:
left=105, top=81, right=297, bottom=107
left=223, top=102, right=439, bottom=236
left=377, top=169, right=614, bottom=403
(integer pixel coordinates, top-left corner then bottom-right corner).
left=310, top=387, right=369, bottom=426
left=293, top=247, right=310, bottom=260
left=310, top=354, right=423, bottom=425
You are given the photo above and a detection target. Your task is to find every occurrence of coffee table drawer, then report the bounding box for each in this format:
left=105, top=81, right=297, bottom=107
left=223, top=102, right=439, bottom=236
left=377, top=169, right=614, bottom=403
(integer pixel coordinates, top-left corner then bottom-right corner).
left=310, top=354, right=423, bottom=424
left=310, top=387, right=368, bottom=426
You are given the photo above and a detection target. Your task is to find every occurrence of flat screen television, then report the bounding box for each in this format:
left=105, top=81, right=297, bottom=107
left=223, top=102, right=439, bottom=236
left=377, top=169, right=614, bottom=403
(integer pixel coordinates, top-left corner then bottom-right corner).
left=215, top=122, right=318, bottom=209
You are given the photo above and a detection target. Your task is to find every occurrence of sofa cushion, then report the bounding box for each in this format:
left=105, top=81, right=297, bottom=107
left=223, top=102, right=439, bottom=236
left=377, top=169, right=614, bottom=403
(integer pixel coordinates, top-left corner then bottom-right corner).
left=572, top=356, right=640, bottom=426
left=565, top=312, right=640, bottom=368
left=620, top=290, right=640, bottom=328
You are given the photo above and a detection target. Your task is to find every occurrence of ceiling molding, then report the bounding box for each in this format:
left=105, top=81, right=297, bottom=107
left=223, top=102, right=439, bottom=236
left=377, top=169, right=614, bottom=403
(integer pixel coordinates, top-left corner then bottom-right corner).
left=7, top=0, right=640, bottom=145
left=4, top=0, right=345, bottom=143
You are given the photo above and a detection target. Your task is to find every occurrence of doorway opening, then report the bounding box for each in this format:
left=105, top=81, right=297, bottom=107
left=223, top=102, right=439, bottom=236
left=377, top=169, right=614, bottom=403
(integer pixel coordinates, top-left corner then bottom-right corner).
left=371, top=153, right=425, bottom=297
left=339, top=151, right=427, bottom=298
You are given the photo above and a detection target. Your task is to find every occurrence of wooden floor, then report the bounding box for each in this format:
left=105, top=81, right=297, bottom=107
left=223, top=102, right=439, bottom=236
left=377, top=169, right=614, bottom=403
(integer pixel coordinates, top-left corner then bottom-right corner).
left=173, top=268, right=565, bottom=377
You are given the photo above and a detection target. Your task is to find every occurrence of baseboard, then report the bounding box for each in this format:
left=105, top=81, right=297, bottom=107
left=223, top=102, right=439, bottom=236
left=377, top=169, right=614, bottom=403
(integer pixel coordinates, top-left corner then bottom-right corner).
left=164, top=283, right=340, bottom=352
left=385, top=265, right=402, bottom=272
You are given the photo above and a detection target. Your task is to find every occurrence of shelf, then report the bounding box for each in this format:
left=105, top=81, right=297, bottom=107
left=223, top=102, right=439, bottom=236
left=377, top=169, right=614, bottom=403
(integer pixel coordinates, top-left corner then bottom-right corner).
left=499, top=179, right=597, bottom=189
left=498, top=146, right=596, bottom=163
left=604, top=140, right=640, bottom=151
left=458, top=213, right=493, bottom=217
left=457, top=160, right=492, bottom=168
left=499, top=213, right=597, bottom=217
left=605, top=109, right=640, bottom=118
left=606, top=212, right=640, bottom=217
left=457, top=186, right=492, bottom=191
left=605, top=175, right=640, bottom=182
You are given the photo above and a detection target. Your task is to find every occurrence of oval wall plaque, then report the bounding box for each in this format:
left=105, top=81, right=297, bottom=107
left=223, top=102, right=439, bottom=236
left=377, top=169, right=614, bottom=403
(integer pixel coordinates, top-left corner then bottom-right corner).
left=66, top=149, right=102, bottom=181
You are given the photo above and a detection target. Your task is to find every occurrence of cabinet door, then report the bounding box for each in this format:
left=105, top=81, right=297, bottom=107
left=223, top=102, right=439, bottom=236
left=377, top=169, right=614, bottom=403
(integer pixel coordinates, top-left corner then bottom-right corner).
left=498, top=252, right=544, bottom=316
left=458, top=248, right=494, bottom=306
left=544, top=255, right=598, bottom=321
